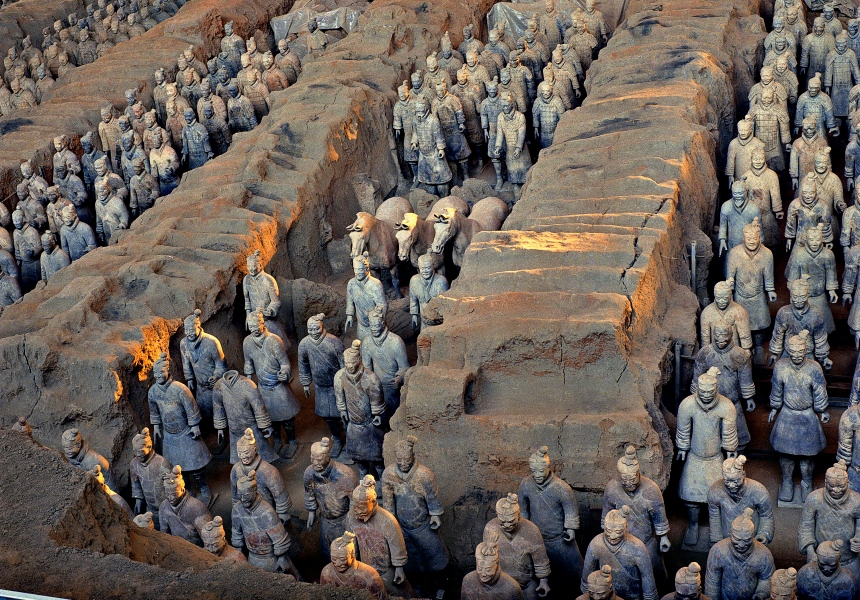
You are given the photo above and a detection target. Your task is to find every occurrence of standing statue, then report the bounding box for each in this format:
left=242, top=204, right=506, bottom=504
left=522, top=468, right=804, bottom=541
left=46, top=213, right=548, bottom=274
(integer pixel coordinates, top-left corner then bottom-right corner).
left=393, top=80, right=419, bottom=185
left=576, top=566, right=623, bottom=600
left=181, top=108, right=213, bottom=169
left=519, top=446, right=583, bottom=589
left=346, top=252, right=387, bottom=342
left=532, top=81, right=566, bottom=149
left=825, top=33, right=860, bottom=127
left=59, top=204, right=97, bottom=261
left=40, top=232, right=70, bottom=282
left=0, top=269, right=22, bottom=307
left=801, top=19, right=837, bottom=85
left=345, top=475, right=415, bottom=598
left=795, top=74, right=838, bottom=139
left=726, top=117, right=766, bottom=186
left=786, top=224, right=838, bottom=334
left=481, top=77, right=506, bottom=190
left=227, top=83, right=259, bottom=132
left=243, top=310, right=300, bottom=458
left=179, top=308, right=227, bottom=420
left=425, top=53, right=452, bottom=92
left=52, top=133, right=81, bottom=175
left=707, top=456, right=774, bottom=546
left=719, top=180, right=763, bottom=263
left=727, top=218, right=776, bottom=363
left=149, top=129, right=181, bottom=196
left=335, top=340, right=385, bottom=478
left=740, top=148, right=783, bottom=248
left=769, top=276, right=831, bottom=369
left=230, top=428, right=292, bottom=523
left=220, top=21, right=244, bottom=75
left=200, top=102, right=232, bottom=157
left=94, top=179, right=129, bottom=245
left=746, top=87, right=791, bottom=172
left=789, top=117, right=828, bottom=190
left=845, top=132, right=860, bottom=216
left=799, top=461, right=860, bottom=579
left=129, top=427, right=172, bottom=529
left=12, top=210, right=42, bottom=292
left=700, top=279, right=754, bottom=353
left=676, top=367, right=739, bottom=545
left=201, top=516, right=247, bottom=563
left=785, top=177, right=833, bottom=263
left=321, top=532, right=389, bottom=600
left=129, top=155, right=159, bottom=217
left=462, top=531, right=524, bottom=600
left=231, top=469, right=301, bottom=576
left=243, top=250, right=285, bottom=341
left=304, top=437, right=358, bottom=557
left=495, top=92, right=532, bottom=199
left=147, top=351, right=212, bottom=503
left=431, top=81, right=471, bottom=181
left=262, top=52, right=290, bottom=92
left=838, top=389, right=860, bottom=491
left=704, top=509, right=775, bottom=600
left=773, top=55, right=799, bottom=108
left=411, top=97, right=453, bottom=196
left=797, top=540, right=857, bottom=600
left=661, top=563, right=708, bottom=600
left=159, top=465, right=212, bottom=546
left=62, top=427, right=116, bottom=490
left=409, top=253, right=449, bottom=330
left=381, top=436, right=449, bottom=597
left=53, top=163, right=90, bottom=227
left=451, top=69, right=484, bottom=168
left=361, top=304, right=410, bottom=419
left=770, top=331, right=829, bottom=503
left=298, top=313, right=346, bottom=455
left=582, top=506, right=658, bottom=600
left=603, top=446, right=670, bottom=586
left=213, top=369, right=277, bottom=464
left=484, top=493, right=551, bottom=600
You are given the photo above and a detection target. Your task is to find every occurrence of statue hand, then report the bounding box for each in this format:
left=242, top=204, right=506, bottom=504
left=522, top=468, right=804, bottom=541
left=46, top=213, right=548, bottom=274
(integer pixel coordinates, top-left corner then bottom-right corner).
left=826, top=243, right=834, bottom=250
left=303, top=385, right=310, bottom=398
left=393, top=374, right=403, bottom=388
left=513, top=148, right=521, bottom=158
left=153, top=424, right=162, bottom=442
left=849, top=178, right=856, bottom=191
left=774, top=211, right=784, bottom=220
left=823, top=357, right=833, bottom=370
left=277, top=368, right=289, bottom=382
left=728, top=176, right=734, bottom=186
left=768, top=291, right=777, bottom=302
left=394, top=129, right=402, bottom=140
left=536, top=578, right=550, bottom=598
left=791, top=178, right=798, bottom=190
left=676, top=450, right=687, bottom=461
left=821, top=411, right=831, bottom=424
left=134, top=499, right=143, bottom=515
left=187, top=378, right=196, bottom=392
left=829, top=127, right=841, bottom=137
left=806, top=546, right=817, bottom=563
left=371, top=415, right=382, bottom=427
left=437, top=148, right=445, bottom=159
left=345, top=315, right=353, bottom=329
left=726, top=451, right=737, bottom=459
left=458, top=124, right=465, bottom=132
left=430, top=515, right=442, bottom=530
left=217, top=429, right=224, bottom=444
left=189, top=425, right=201, bottom=439
left=746, top=399, right=756, bottom=412
left=563, top=528, right=575, bottom=542
left=483, top=129, right=489, bottom=142
left=393, top=567, right=406, bottom=585
left=768, top=353, right=777, bottom=367
left=306, top=510, right=316, bottom=529
left=262, top=427, right=273, bottom=438
left=575, top=89, right=582, bottom=99
left=786, top=238, right=793, bottom=252
left=845, top=294, right=853, bottom=307
left=410, top=141, right=418, bottom=150
left=340, top=411, right=349, bottom=427
left=768, top=409, right=778, bottom=423
left=207, top=375, right=217, bottom=385
left=755, top=532, right=769, bottom=544
left=851, top=537, right=860, bottom=553
left=718, top=239, right=727, bottom=257
left=411, top=315, right=418, bottom=330
left=659, top=535, right=671, bottom=553
left=829, top=291, right=839, bottom=303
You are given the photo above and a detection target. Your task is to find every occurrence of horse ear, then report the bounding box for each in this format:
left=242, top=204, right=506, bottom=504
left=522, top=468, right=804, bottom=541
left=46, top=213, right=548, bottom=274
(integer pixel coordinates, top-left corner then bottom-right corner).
left=346, top=223, right=356, bottom=231
left=395, top=222, right=406, bottom=230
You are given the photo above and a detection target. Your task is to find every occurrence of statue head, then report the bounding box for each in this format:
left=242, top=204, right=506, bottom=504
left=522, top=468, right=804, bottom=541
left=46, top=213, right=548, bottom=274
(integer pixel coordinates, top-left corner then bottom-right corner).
left=787, top=330, right=809, bottom=365
left=306, top=312, right=326, bottom=341
left=456, top=67, right=468, bottom=86
left=61, top=427, right=84, bottom=459
left=714, top=278, right=734, bottom=309
left=813, top=16, right=826, bottom=36
left=817, top=540, right=843, bottom=577
left=586, top=565, right=614, bottom=600
left=808, top=73, right=822, bottom=97
left=496, top=493, right=521, bottom=533
left=788, top=274, right=811, bottom=311
left=722, top=455, right=747, bottom=497
left=463, top=24, right=473, bottom=40
left=121, top=130, right=135, bottom=153
left=499, top=68, right=511, bottom=86
left=53, top=134, right=69, bottom=153
left=475, top=531, right=501, bottom=584
left=11, top=209, right=24, bottom=231
left=800, top=172, right=817, bottom=206
left=850, top=18, right=859, bottom=36
left=501, top=91, right=516, bottom=115
left=529, top=445, right=552, bottom=485
left=713, top=322, right=733, bottom=352
left=418, top=252, right=434, bottom=280
left=236, top=428, right=259, bottom=466
left=277, top=38, right=289, bottom=54
left=228, top=82, right=239, bottom=98
left=310, top=437, right=332, bottom=472
left=603, top=505, right=629, bottom=545
left=396, top=435, right=418, bottom=473
left=152, top=351, right=170, bottom=385
left=236, top=469, right=258, bottom=509
left=435, top=80, right=447, bottom=99
left=224, top=21, right=234, bottom=36
left=729, top=508, right=756, bottom=556
left=742, top=217, right=761, bottom=252
left=411, top=71, right=423, bottom=90
left=219, top=68, right=231, bottom=85
left=118, top=115, right=132, bottom=134
left=132, top=155, right=146, bottom=176
left=240, top=52, right=251, bottom=69
left=695, top=366, right=720, bottom=406
left=246, top=249, right=262, bottom=276
left=368, top=304, right=387, bottom=338
left=616, top=445, right=641, bottom=492
left=807, top=223, right=824, bottom=253
left=737, top=116, right=752, bottom=139
left=133, top=512, right=154, bottom=529
left=352, top=251, right=369, bottom=279
left=88, top=464, right=110, bottom=492
left=488, top=29, right=500, bottom=46
left=774, top=34, right=787, bottom=53
left=760, top=65, right=774, bottom=85
left=772, top=16, right=784, bottom=31
left=750, top=146, right=766, bottom=171
left=101, top=105, right=114, bottom=124
left=674, top=562, right=703, bottom=600
left=262, top=51, right=274, bottom=70
left=81, top=131, right=95, bottom=154
left=183, top=107, right=196, bottom=125
left=177, top=54, right=188, bottom=71
left=247, top=309, right=267, bottom=338
left=352, top=474, right=378, bottom=522
left=20, top=159, right=33, bottom=179
left=770, top=568, right=797, bottom=600
left=466, top=48, right=478, bottom=68
left=132, top=427, right=154, bottom=461
left=183, top=69, right=195, bottom=86
left=426, top=51, right=438, bottom=73
left=586, top=0, right=596, bottom=11
left=761, top=85, right=775, bottom=106
left=786, top=6, right=798, bottom=22
left=330, top=532, right=357, bottom=573
left=151, top=129, right=163, bottom=150
left=125, top=88, right=136, bottom=106
left=824, top=3, right=835, bottom=19
left=37, top=64, right=47, bottom=80
left=344, top=339, right=363, bottom=375
left=837, top=32, right=849, bottom=53
left=814, top=147, right=831, bottom=175
left=825, top=460, right=850, bottom=501
left=61, top=203, right=78, bottom=227
left=201, top=516, right=227, bottom=555
left=41, top=231, right=57, bottom=254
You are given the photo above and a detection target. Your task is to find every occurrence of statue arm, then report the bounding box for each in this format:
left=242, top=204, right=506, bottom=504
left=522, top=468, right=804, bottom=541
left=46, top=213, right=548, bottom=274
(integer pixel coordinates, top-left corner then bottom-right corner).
left=707, top=493, right=723, bottom=543
left=130, top=468, right=144, bottom=500
left=837, top=409, right=856, bottom=464
left=251, top=388, right=273, bottom=431
left=703, top=554, right=721, bottom=599
left=409, top=284, right=420, bottom=316
left=797, top=501, right=817, bottom=553
left=303, top=472, right=319, bottom=512
left=243, top=279, right=251, bottom=313
left=231, top=513, right=244, bottom=549
left=638, top=549, right=658, bottom=600
left=725, top=142, right=736, bottom=177
left=369, top=379, right=386, bottom=417
left=212, top=387, right=228, bottom=430
left=213, top=338, right=227, bottom=378
left=770, top=317, right=786, bottom=357
left=675, top=401, right=692, bottom=451
left=812, top=368, right=829, bottom=412
left=180, top=344, right=195, bottom=383
left=148, top=392, right=162, bottom=426
left=757, top=489, right=775, bottom=543
left=180, top=385, right=203, bottom=428
left=580, top=544, right=598, bottom=593
left=423, top=469, right=444, bottom=517
left=739, top=354, right=756, bottom=399
left=754, top=558, right=775, bottom=600
left=380, top=476, right=396, bottom=513
left=298, top=345, right=313, bottom=386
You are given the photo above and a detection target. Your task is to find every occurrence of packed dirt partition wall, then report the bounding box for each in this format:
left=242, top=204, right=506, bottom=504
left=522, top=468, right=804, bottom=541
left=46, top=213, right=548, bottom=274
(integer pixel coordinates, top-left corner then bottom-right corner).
left=386, top=0, right=765, bottom=567
left=0, top=0, right=503, bottom=488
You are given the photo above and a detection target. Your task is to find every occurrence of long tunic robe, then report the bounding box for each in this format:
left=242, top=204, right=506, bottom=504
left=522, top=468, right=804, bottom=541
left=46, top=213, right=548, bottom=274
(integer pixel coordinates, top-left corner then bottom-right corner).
left=159, top=492, right=211, bottom=547
left=181, top=121, right=212, bottom=169
left=346, top=275, right=386, bottom=341
left=451, top=82, right=484, bottom=146
left=790, top=132, right=829, bottom=182
left=719, top=199, right=763, bottom=262
left=243, top=330, right=300, bottom=422
left=411, top=112, right=452, bottom=186
left=334, top=367, right=385, bottom=462
left=243, top=270, right=285, bottom=340
left=495, top=109, right=532, bottom=184
left=0, top=274, right=21, bottom=306
left=481, top=95, right=504, bottom=159
left=381, top=462, right=449, bottom=573
left=844, top=246, right=860, bottom=332
left=13, top=224, right=41, bottom=290
left=519, top=473, right=584, bottom=584
left=60, top=219, right=97, bottom=261
left=707, top=479, right=775, bottom=544
left=532, top=95, right=566, bottom=149
left=796, top=91, right=838, bottom=138
left=726, top=243, right=775, bottom=330
left=786, top=244, right=838, bottom=333
left=602, top=477, right=670, bottom=584
left=725, top=135, right=766, bottom=182
left=95, top=194, right=129, bottom=245
left=747, top=101, right=791, bottom=171
left=228, top=94, right=258, bottom=132
left=785, top=196, right=834, bottom=250
left=431, top=92, right=471, bottom=161
left=675, top=393, right=738, bottom=503
left=839, top=400, right=860, bottom=491
left=770, top=303, right=830, bottom=361
left=797, top=561, right=858, bottom=600
left=130, top=450, right=172, bottom=526
left=799, top=488, right=860, bottom=578
left=303, top=460, right=357, bottom=556
left=802, top=169, right=846, bottom=240
left=700, top=300, right=753, bottom=351
left=692, top=343, right=755, bottom=447
left=232, top=495, right=292, bottom=572
left=394, top=99, right=418, bottom=163
left=770, top=357, right=829, bottom=456
left=361, top=329, right=410, bottom=418
left=484, top=517, right=552, bottom=600
left=230, top=454, right=291, bottom=518
left=825, top=48, right=860, bottom=116
left=704, top=540, right=774, bottom=600
left=180, top=331, right=227, bottom=419
left=345, top=506, right=414, bottom=598
left=298, top=332, right=345, bottom=419
left=147, top=378, right=211, bottom=472
left=409, top=272, right=449, bottom=330
left=740, top=164, right=783, bottom=246
left=582, top=534, right=657, bottom=600
left=841, top=204, right=860, bottom=249
left=213, top=370, right=277, bottom=464
left=801, top=33, right=837, bottom=84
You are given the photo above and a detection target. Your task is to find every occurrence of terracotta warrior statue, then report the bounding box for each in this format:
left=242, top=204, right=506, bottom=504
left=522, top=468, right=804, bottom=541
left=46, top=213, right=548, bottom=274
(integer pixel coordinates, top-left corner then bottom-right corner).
left=409, top=253, right=449, bottom=331
left=769, top=275, right=831, bottom=369
left=740, top=148, right=783, bottom=248
left=494, top=92, right=532, bottom=199
left=786, top=224, right=838, bottom=335
left=797, top=540, right=856, bottom=600
left=410, top=97, right=453, bottom=196
left=718, top=179, right=763, bottom=262
left=89, top=464, right=133, bottom=518
left=179, top=308, right=227, bottom=419
left=575, top=566, right=623, bottom=600
left=213, top=369, right=277, bottom=464
left=129, top=427, right=172, bottom=529
left=159, top=465, right=212, bottom=546
left=346, top=252, right=387, bottom=342
left=230, top=428, right=292, bottom=524
left=705, top=508, right=775, bottom=600
left=243, top=250, right=285, bottom=340
left=700, top=279, right=753, bottom=353
left=62, top=427, right=115, bottom=490
left=201, top=516, right=247, bottom=564
left=303, top=437, right=358, bottom=557
left=321, top=532, right=389, bottom=600
left=707, top=456, right=774, bottom=546
left=59, top=203, right=97, bottom=262
left=726, top=117, right=765, bottom=186
left=519, top=446, right=583, bottom=589
left=603, top=446, right=670, bottom=588
left=661, top=562, right=709, bottom=600
left=393, top=80, right=419, bottom=184
left=838, top=385, right=860, bottom=491
left=461, top=531, right=524, bottom=600
left=362, top=304, right=410, bottom=419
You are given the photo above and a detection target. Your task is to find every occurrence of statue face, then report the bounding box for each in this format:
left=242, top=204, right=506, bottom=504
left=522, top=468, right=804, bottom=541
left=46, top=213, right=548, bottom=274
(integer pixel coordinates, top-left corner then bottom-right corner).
left=134, top=436, right=153, bottom=460
left=814, top=21, right=825, bottom=36
left=345, top=352, right=361, bottom=375
left=122, top=136, right=133, bottom=151
left=790, top=287, right=809, bottom=310
left=801, top=183, right=816, bottom=205
left=395, top=447, right=415, bottom=472
left=369, top=316, right=385, bottom=338
left=761, top=69, right=773, bottom=85
left=42, top=236, right=56, bottom=253
left=278, top=40, right=288, bottom=54
left=246, top=257, right=260, bottom=276
left=435, top=83, right=446, bottom=99
left=723, top=472, right=745, bottom=495
left=818, top=553, right=839, bottom=577
left=133, top=105, right=144, bottom=119
left=497, top=508, right=520, bottom=533
left=730, top=528, right=754, bottom=555
left=307, top=320, right=323, bottom=341
left=475, top=555, right=499, bottom=584
left=808, top=81, right=820, bottom=96
left=772, top=18, right=783, bottom=30
left=586, top=0, right=595, bottom=11
left=674, top=586, right=700, bottom=600
left=824, top=6, right=834, bottom=18
left=154, top=360, right=169, bottom=385
left=738, top=122, right=751, bottom=139
left=82, top=138, right=93, bottom=153
left=12, top=213, right=24, bottom=230
left=715, top=288, right=731, bottom=310
left=249, top=314, right=264, bottom=337
left=697, top=385, right=716, bottom=406
left=352, top=497, right=375, bottom=522
left=237, top=443, right=257, bottom=466
left=838, top=38, right=848, bottom=53
left=852, top=22, right=859, bottom=35
left=620, top=469, right=640, bottom=493
left=54, top=137, right=65, bottom=153
left=184, top=319, right=202, bottom=341
left=239, top=486, right=256, bottom=509
left=353, top=260, right=368, bottom=280
left=807, top=228, right=823, bottom=252
left=152, top=131, right=163, bottom=149
left=751, top=151, right=766, bottom=171
left=530, top=461, right=550, bottom=485
left=62, top=210, right=77, bottom=226
left=731, top=188, right=746, bottom=208
left=20, top=162, right=32, bottom=178
left=126, top=91, right=135, bottom=105
left=62, top=436, right=82, bottom=458
left=774, top=38, right=786, bottom=52
left=398, top=87, right=408, bottom=101
left=743, top=227, right=760, bottom=252
left=500, top=70, right=511, bottom=85
left=331, top=546, right=354, bottom=573
left=588, top=583, right=613, bottom=600
left=540, top=85, right=552, bottom=101
left=184, top=111, right=194, bottom=125
left=502, top=97, right=514, bottom=114
left=815, top=154, right=828, bottom=175
left=826, top=474, right=849, bottom=500
left=788, top=340, right=806, bottom=365
left=604, top=522, right=625, bottom=545
left=466, top=51, right=477, bottom=67
left=420, top=263, right=434, bottom=280
left=134, top=160, right=145, bottom=175
left=310, top=448, right=330, bottom=472
left=225, top=22, right=233, bottom=36
left=203, top=531, right=226, bottom=555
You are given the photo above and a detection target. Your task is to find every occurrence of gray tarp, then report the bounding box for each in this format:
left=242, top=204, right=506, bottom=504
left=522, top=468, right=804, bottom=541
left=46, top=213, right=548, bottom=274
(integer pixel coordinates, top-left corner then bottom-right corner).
left=271, top=6, right=363, bottom=40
